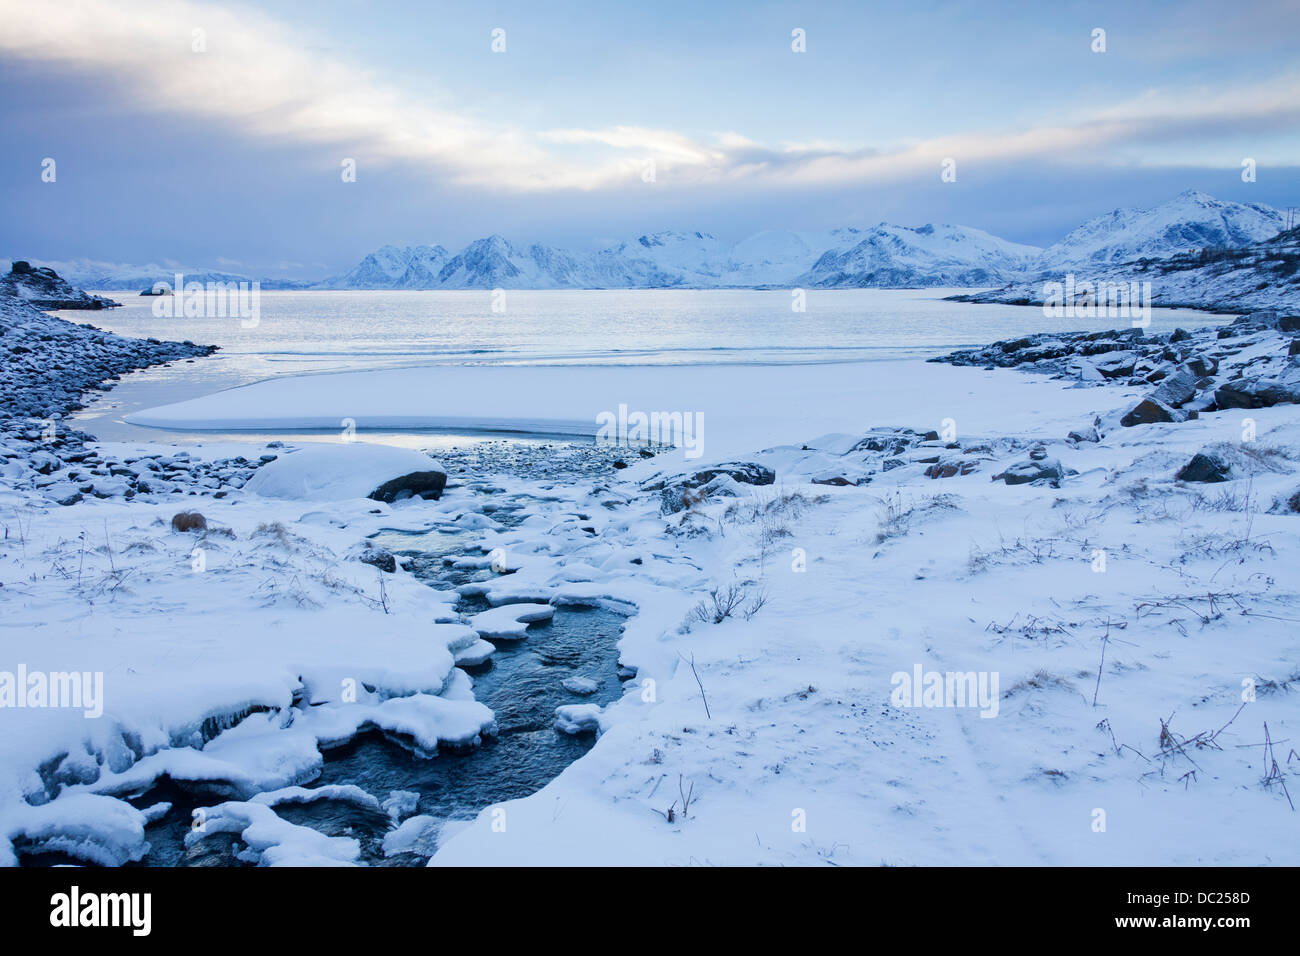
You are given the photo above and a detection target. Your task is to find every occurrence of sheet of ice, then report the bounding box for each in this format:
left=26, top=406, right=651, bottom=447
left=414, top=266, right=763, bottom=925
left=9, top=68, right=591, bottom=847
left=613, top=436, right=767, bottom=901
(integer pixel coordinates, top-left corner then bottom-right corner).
left=126, top=360, right=1112, bottom=460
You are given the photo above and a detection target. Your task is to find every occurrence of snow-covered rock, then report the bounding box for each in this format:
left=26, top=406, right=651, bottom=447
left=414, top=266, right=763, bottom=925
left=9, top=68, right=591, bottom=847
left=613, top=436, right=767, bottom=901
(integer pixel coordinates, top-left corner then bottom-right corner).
left=244, top=443, right=447, bottom=502
left=470, top=602, right=555, bottom=640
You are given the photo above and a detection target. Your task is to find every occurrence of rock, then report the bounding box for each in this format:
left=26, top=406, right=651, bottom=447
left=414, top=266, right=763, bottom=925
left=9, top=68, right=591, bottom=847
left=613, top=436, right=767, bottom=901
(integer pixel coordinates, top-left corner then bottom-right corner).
left=369, top=468, right=449, bottom=504
left=1028, top=445, right=1048, bottom=460
left=1176, top=452, right=1231, bottom=483
left=170, top=511, right=207, bottom=532
left=1067, top=426, right=1100, bottom=443
left=924, top=457, right=978, bottom=479
left=1232, top=310, right=1278, bottom=329
left=554, top=703, right=602, bottom=735
left=1120, top=397, right=1186, bottom=427
left=1094, top=351, right=1140, bottom=378
left=1269, top=487, right=1300, bottom=514
left=1277, top=316, right=1300, bottom=332
left=1214, top=365, right=1300, bottom=409
left=994, top=457, right=1066, bottom=486
left=1289, top=339, right=1300, bottom=357
left=652, top=461, right=776, bottom=514
left=1150, top=368, right=1199, bottom=408
left=358, top=544, right=397, bottom=573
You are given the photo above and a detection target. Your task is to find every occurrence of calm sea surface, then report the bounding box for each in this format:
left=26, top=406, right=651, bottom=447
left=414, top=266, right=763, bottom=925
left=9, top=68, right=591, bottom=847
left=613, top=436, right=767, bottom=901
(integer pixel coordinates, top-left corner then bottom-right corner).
left=58, top=288, right=1225, bottom=442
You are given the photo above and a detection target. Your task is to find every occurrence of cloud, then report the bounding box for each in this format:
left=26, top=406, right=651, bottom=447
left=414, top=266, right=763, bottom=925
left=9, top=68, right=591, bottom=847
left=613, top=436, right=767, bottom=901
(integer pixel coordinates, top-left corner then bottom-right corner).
left=1, top=0, right=1296, bottom=194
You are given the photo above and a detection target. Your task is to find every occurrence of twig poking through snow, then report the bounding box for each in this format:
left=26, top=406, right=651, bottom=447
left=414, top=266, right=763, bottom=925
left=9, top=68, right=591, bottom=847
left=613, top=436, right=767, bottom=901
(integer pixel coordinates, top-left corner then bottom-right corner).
left=680, top=652, right=711, bottom=720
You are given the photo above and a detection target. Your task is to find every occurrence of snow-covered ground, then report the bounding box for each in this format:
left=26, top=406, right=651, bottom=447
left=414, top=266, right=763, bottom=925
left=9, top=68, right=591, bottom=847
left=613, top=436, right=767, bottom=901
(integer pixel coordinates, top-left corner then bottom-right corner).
left=4, top=301, right=1298, bottom=866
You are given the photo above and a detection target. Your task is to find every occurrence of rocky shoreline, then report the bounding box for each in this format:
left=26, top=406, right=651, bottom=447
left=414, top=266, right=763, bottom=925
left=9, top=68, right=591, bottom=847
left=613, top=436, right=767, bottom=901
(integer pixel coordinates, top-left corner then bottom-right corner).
left=0, top=269, right=267, bottom=506
left=931, top=309, right=1300, bottom=430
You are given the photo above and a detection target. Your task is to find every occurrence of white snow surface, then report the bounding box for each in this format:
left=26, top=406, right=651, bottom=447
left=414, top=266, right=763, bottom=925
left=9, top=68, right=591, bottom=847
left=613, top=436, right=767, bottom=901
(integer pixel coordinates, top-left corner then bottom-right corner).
left=4, top=326, right=1300, bottom=867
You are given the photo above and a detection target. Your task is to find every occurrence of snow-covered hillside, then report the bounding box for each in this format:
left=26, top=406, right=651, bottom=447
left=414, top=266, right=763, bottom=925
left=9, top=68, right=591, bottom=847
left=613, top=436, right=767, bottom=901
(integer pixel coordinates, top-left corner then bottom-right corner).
left=954, top=225, right=1300, bottom=314
left=1037, top=190, right=1286, bottom=272
left=322, top=224, right=1042, bottom=290
left=799, top=223, right=1042, bottom=288
left=315, top=244, right=452, bottom=290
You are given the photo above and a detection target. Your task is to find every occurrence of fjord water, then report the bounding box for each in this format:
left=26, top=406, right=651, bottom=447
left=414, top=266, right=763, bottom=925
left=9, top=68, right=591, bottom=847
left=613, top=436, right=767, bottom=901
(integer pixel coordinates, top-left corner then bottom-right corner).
left=63, top=288, right=1226, bottom=375
left=62, top=289, right=1223, bottom=440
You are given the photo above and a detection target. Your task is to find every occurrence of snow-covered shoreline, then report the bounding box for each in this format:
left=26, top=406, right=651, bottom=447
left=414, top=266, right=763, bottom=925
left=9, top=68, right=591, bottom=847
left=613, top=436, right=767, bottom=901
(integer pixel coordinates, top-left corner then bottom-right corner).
left=3, top=279, right=1299, bottom=866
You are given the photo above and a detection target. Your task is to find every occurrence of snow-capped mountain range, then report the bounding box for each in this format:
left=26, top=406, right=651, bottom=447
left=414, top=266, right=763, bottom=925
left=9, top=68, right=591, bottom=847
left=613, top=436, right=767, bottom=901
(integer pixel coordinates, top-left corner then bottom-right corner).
left=1038, top=190, right=1287, bottom=271
left=7, top=191, right=1289, bottom=293
left=315, top=190, right=1289, bottom=290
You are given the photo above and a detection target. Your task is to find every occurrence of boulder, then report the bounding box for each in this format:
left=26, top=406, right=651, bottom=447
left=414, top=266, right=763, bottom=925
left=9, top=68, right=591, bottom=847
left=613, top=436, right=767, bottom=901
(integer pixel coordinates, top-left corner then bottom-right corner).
left=924, top=457, right=978, bottom=479
left=244, top=444, right=448, bottom=502
left=1232, top=310, right=1278, bottom=329
left=1214, top=365, right=1300, bottom=409
left=651, top=461, right=776, bottom=514
left=994, top=457, right=1067, bottom=486
left=357, top=544, right=397, bottom=573
left=1150, top=368, right=1199, bottom=408
left=1176, top=452, right=1231, bottom=483
left=554, top=703, right=602, bottom=735
left=1120, top=397, right=1185, bottom=427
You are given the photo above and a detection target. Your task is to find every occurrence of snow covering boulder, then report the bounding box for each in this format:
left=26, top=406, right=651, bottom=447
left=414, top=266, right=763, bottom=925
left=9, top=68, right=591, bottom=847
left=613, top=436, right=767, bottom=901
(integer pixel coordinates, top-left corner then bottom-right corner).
left=1150, top=368, right=1199, bottom=408
left=994, top=457, right=1067, bottom=486
left=352, top=540, right=397, bottom=573
left=1120, top=397, right=1191, bottom=427
left=244, top=443, right=447, bottom=502
left=1214, top=364, right=1300, bottom=409
left=923, top=456, right=978, bottom=479
left=650, top=461, right=776, bottom=514
left=554, top=703, right=603, bottom=735
left=1269, top=486, right=1300, bottom=514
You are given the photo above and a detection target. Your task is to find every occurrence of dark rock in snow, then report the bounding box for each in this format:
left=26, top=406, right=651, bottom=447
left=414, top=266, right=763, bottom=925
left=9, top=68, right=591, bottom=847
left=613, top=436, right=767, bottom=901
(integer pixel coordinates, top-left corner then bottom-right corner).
left=369, top=469, right=448, bottom=503
left=1214, top=364, right=1300, bottom=409
left=358, top=545, right=397, bottom=573
left=1120, top=397, right=1186, bottom=427
left=1150, top=368, right=1199, bottom=408
left=1176, top=452, right=1231, bottom=483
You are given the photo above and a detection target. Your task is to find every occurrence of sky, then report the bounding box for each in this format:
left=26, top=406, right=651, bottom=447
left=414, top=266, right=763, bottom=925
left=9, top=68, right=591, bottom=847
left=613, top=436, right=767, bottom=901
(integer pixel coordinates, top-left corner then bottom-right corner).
left=1, top=0, right=1298, bottom=278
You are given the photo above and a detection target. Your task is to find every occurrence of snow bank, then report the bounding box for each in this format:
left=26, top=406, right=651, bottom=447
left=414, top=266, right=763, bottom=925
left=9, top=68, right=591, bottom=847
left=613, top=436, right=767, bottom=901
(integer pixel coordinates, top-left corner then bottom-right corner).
left=244, top=442, right=446, bottom=502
